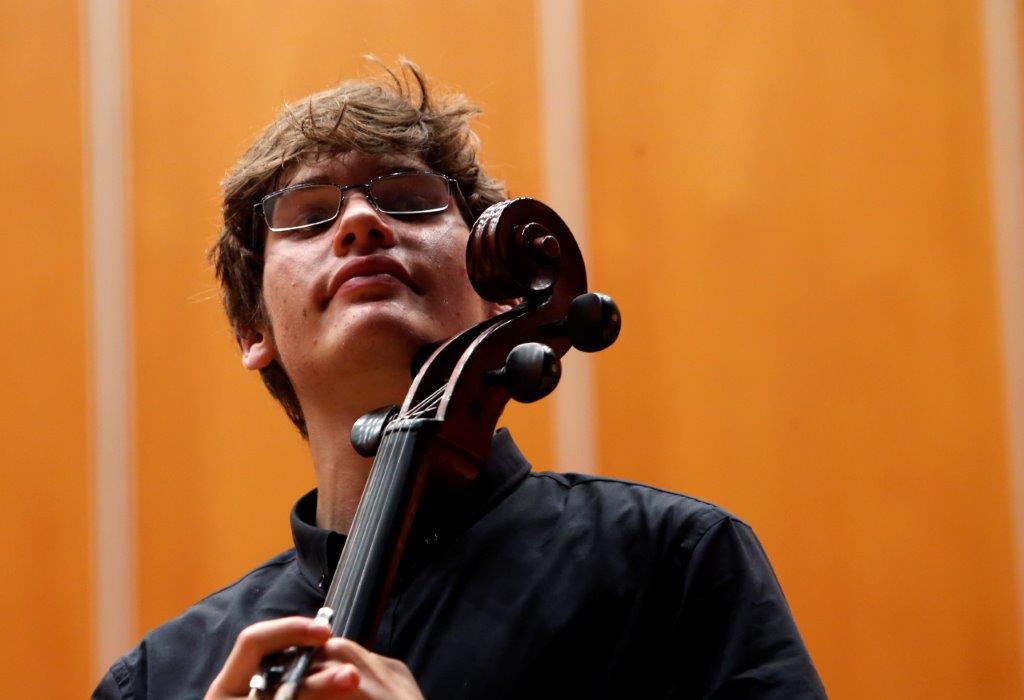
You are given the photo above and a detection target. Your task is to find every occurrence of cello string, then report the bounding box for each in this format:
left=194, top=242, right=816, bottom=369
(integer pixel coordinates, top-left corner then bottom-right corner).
left=402, top=386, right=445, bottom=418
left=326, top=428, right=394, bottom=629
left=355, top=428, right=410, bottom=612
left=412, top=385, right=445, bottom=412
left=407, top=387, right=445, bottom=419
left=344, top=423, right=404, bottom=585
left=325, top=380, right=448, bottom=635
left=404, top=397, right=441, bottom=421
left=348, top=383, right=438, bottom=625
left=329, top=421, right=413, bottom=635
left=335, top=426, right=412, bottom=636
left=326, top=421, right=402, bottom=614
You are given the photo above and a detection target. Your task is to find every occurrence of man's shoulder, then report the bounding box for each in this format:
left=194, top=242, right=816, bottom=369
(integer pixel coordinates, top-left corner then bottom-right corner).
left=519, top=470, right=741, bottom=551
left=528, top=470, right=737, bottom=521
left=94, top=549, right=301, bottom=698
left=146, top=548, right=299, bottom=648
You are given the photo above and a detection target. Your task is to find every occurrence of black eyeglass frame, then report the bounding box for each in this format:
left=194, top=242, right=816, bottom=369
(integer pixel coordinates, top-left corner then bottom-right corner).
left=252, top=171, right=471, bottom=240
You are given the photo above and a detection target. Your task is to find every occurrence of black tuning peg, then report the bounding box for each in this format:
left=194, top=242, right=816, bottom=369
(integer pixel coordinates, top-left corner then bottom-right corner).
left=350, top=405, right=400, bottom=457
left=567, top=292, right=621, bottom=352
left=491, top=342, right=561, bottom=403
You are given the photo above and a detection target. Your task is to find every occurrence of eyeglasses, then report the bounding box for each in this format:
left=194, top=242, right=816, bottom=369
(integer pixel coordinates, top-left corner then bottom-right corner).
left=255, top=171, right=460, bottom=233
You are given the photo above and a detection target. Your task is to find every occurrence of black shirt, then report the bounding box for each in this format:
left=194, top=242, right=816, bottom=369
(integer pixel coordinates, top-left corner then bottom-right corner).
left=93, top=430, right=825, bottom=698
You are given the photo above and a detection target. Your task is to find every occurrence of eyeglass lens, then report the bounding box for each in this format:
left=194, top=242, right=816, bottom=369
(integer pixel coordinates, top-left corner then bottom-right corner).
left=262, top=172, right=450, bottom=232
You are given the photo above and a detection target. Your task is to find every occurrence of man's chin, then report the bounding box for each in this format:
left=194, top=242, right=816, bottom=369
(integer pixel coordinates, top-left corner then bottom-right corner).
left=324, top=312, right=434, bottom=370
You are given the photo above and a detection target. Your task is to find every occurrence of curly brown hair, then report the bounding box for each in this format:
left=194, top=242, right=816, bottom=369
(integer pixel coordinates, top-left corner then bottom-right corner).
left=210, top=61, right=507, bottom=438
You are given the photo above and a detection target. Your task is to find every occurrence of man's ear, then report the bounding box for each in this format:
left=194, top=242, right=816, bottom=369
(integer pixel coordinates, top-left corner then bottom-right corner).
left=239, top=325, right=277, bottom=371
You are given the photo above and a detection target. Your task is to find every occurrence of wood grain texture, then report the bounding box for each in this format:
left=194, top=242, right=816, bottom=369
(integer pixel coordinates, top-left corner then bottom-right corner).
left=584, top=1, right=1021, bottom=696
left=0, top=1, right=91, bottom=696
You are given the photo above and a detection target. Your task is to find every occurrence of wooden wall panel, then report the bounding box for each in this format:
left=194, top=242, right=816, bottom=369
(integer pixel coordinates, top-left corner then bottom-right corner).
left=130, top=0, right=545, bottom=632
left=0, top=2, right=91, bottom=696
left=584, top=1, right=1020, bottom=697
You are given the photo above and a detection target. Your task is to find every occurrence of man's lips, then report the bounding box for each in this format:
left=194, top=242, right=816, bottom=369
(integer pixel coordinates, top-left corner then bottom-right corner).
left=324, top=254, right=417, bottom=305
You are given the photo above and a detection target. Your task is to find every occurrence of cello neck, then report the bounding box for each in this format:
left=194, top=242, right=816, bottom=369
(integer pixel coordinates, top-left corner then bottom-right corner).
left=323, top=419, right=438, bottom=644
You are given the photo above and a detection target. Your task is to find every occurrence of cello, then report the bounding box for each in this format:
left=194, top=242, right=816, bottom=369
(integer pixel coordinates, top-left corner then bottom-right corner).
left=252, top=197, right=621, bottom=699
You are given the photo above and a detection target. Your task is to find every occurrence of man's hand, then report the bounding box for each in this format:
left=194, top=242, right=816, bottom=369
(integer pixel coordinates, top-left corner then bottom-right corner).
left=205, top=617, right=424, bottom=699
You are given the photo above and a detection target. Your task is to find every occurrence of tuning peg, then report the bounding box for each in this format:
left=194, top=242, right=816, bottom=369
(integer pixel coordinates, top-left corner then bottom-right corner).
left=567, top=293, right=622, bottom=352
left=492, top=342, right=561, bottom=403
left=350, top=405, right=400, bottom=457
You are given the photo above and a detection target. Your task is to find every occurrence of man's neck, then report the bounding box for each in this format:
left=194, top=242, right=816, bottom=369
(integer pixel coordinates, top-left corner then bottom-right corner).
left=302, top=369, right=412, bottom=534
left=308, top=417, right=373, bottom=534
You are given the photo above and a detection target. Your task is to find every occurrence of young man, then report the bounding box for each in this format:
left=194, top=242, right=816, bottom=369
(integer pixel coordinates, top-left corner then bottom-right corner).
left=94, top=66, right=825, bottom=699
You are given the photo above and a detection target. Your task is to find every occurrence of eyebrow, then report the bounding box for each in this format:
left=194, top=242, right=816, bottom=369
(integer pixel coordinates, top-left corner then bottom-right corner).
left=286, top=174, right=333, bottom=188
left=286, top=164, right=424, bottom=190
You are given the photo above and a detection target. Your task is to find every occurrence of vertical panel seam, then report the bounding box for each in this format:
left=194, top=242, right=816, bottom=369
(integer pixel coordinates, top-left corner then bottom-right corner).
left=84, top=0, right=134, bottom=678
left=981, top=0, right=1024, bottom=682
left=537, top=0, right=597, bottom=474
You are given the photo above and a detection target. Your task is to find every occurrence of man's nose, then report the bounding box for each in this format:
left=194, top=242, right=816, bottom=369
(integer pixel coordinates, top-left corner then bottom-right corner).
left=331, top=191, right=396, bottom=256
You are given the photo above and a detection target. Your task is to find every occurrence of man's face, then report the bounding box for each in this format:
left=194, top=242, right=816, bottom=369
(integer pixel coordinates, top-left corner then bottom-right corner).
left=243, top=151, right=499, bottom=408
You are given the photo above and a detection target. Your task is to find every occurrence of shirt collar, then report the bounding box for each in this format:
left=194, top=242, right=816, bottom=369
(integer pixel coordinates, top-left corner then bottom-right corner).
left=290, top=490, right=345, bottom=591
left=289, top=428, right=532, bottom=591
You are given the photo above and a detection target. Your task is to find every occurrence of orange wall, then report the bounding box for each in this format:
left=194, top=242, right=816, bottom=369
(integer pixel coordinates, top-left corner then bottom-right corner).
left=5, top=1, right=1022, bottom=697
left=585, top=2, right=1020, bottom=697
left=129, top=0, right=549, bottom=633
left=0, top=2, right=91, bottom=697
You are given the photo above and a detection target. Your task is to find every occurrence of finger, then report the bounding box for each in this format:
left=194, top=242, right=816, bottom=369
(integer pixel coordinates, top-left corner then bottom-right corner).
left=209, top=617, right=331, bottom=695
left=305, top=656, right=348, bottom=676
left=318, top=640, right=421, bottom=698
left=301, top=663, right=360, bottom=698
left=322, top=637, right=375, bottom=668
